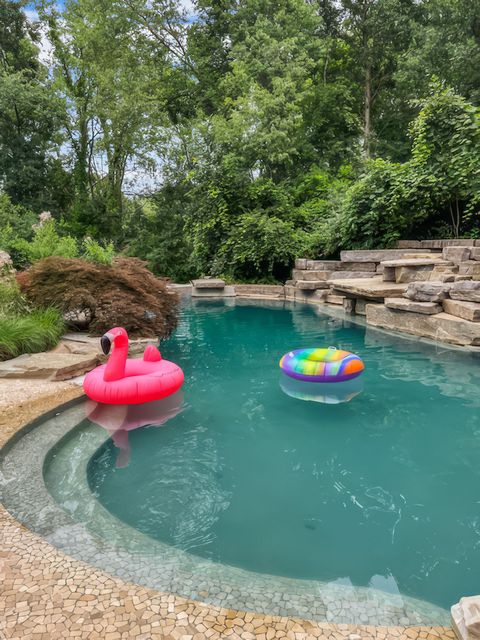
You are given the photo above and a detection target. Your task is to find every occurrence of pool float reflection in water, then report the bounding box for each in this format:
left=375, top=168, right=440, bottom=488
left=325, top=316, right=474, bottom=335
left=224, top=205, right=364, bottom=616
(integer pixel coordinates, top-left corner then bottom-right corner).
left=85, top=391, right=184, bottom=467
left=280, top=373, right=363, bottom=404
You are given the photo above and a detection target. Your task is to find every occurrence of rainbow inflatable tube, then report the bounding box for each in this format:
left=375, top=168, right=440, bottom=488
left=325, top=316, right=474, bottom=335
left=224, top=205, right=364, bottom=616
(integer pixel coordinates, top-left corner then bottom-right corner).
left=279, top=347, right=364, bottom=383
left=83, top=327, right=184, bottom=404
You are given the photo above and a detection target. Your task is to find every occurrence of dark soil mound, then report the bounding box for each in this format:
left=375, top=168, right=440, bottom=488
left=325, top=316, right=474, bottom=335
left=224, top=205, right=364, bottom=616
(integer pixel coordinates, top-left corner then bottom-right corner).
left=17, top=257, right=180, bottom=338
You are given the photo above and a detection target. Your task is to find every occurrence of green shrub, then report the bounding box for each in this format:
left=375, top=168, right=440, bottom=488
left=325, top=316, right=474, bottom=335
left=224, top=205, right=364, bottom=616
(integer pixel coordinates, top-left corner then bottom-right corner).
left=339, top=159, right=433, bottom=249
left=218, top=212, right=308, bottom=281
left=18, top=218, right=79, bottom=262
left=337, top=87, right=480, bottom=250
left=82, top=237, right=116, bottom=265
left=0, top=307, right=65, bottom=361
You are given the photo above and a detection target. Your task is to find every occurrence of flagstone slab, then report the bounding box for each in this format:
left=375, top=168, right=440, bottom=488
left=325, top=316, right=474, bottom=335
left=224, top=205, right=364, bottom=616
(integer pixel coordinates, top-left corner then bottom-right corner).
left=191, top=278, right=226, bottom=289
left=385, top=298, right=442, bottom=315
left=340, top=249, right=433, bottom=263
left=328, top=277, right=407, bottom=299
left=443, top=299, right=480, bottom=322
left=0, top=352, right=99, bottom=381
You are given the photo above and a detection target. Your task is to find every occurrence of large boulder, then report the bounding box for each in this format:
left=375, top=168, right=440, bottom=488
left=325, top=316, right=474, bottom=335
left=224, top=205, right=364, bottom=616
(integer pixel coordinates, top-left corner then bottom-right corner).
left=450, top=281, right=480, bottom=303
left=405, top=281, right=452, bottom=303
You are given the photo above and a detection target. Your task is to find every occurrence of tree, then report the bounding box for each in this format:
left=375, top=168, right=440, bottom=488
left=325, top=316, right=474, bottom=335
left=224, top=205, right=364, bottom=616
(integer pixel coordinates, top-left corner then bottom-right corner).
left=340, top=0, right=418, bottom=158
left=38, top=0, right=174, bottom=237
left=0, top=0, right=66, bottom=212
left=410, top=86, right=480, bottom=237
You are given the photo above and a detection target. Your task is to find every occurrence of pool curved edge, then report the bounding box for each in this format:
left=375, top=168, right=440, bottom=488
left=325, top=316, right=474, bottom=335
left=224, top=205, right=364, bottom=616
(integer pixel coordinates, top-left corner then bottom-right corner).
left=0, top=316, right=457, bottom=640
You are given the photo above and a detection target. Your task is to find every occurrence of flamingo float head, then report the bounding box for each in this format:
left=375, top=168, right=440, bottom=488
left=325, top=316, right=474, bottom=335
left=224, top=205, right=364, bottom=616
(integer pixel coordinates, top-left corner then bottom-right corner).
left=101, top=327, right=129, bottom=355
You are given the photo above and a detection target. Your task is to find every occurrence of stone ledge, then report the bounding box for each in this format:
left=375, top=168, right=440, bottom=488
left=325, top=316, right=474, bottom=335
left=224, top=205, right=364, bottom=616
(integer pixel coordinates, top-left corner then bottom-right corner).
left=340, top=249, right=432, bottom=262
left=328, top=271, right=378, bottom=280
left=296, top=280, right=330, bottom=290
left=0, top=352, right=99, bottom=381
left=292, top=269, right=333, bottom=281
left=305, top=259, right=341, bottom=269
left=366, top=304, right=480, bottom=347
left=385, top=298, right=442, bottom=315
left=338, top=261, right=377, bottom=271
left=234, top=284, right=284, bottom=298
left=443, top=299, right=480, bottom=322
left=381, top=258, right=451, bottom=268
left=450, top=281, right=480, bottom=302
left=192, top=285, right=236, bottom=297
left=191, top=278, right=226, bottom=289
left=421, top=239, right=475, bottom=248
left=329, top=277, right=407, bottom=299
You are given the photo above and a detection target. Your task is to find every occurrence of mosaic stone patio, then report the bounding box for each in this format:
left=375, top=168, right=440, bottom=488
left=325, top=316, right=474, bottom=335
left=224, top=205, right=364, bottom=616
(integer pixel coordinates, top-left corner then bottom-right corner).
left=0, top=376, right=458, bottom=639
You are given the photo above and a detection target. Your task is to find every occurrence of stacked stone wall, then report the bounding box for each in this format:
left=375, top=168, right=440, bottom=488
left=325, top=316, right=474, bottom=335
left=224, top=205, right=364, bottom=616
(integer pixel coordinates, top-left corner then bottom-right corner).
left=288, top=239, right=480, bottom=348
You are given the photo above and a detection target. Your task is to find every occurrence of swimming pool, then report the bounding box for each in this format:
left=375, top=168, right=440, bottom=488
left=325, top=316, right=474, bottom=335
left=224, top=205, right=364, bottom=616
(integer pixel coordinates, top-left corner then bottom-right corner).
left=2, top=298, right=480, bottom=625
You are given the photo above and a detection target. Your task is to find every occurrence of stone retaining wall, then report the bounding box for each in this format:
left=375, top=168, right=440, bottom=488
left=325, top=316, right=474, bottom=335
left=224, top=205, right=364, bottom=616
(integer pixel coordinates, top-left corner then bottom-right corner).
left=289, top=239, right=480, bottom=349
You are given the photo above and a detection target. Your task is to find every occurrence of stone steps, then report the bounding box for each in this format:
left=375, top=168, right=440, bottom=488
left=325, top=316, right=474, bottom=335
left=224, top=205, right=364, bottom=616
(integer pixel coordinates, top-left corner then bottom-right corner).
left=290, top=246, right=480, bottom=347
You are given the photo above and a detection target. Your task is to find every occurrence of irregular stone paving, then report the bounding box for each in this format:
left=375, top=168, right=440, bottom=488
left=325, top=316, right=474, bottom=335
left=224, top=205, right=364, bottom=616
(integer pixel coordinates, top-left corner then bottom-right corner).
left=0, top=376, right=457, bottom=640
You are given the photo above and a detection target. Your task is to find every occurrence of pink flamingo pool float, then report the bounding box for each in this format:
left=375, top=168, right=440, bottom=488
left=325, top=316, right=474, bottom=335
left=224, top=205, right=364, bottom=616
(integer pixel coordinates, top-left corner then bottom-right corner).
left=83, top=327, right=184, bottom=404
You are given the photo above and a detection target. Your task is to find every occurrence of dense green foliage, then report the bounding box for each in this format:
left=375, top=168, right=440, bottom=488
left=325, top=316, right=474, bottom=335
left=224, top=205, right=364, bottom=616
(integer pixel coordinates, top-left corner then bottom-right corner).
left=0, top=0, right=479, bottom=282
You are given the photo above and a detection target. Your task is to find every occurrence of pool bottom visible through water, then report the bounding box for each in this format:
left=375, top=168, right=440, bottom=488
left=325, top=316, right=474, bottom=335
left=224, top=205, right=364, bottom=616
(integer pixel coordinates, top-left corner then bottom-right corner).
left=81, top=300, right=480, bottom=613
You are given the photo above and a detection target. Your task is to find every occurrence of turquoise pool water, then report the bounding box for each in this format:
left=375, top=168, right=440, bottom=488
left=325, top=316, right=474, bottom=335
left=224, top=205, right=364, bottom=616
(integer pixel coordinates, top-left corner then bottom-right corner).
left=83, top=299, right=480, bottom=613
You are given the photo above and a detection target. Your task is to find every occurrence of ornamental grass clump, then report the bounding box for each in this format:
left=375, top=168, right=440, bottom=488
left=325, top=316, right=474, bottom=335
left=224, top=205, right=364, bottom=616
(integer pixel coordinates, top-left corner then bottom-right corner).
left=17, top=256, right=179, bottom=338
left=0, top=273, right=65, bottom=361
left=0, top=308, right=65, bottom=361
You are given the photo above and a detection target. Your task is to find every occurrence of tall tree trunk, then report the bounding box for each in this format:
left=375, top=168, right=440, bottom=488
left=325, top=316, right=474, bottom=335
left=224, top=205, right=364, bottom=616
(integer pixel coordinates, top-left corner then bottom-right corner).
left=363, top=62, right=371, bottom=158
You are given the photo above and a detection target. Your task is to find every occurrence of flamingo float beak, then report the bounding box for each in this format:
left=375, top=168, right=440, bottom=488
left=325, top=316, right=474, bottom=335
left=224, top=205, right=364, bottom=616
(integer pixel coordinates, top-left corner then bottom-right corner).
left=100, top=333, right=113, bottom=355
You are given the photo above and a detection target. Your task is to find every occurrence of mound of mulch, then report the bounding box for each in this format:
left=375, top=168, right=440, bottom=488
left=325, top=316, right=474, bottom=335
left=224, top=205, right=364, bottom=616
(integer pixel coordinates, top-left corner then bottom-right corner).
left=17, top=257, right=180, bottom=338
